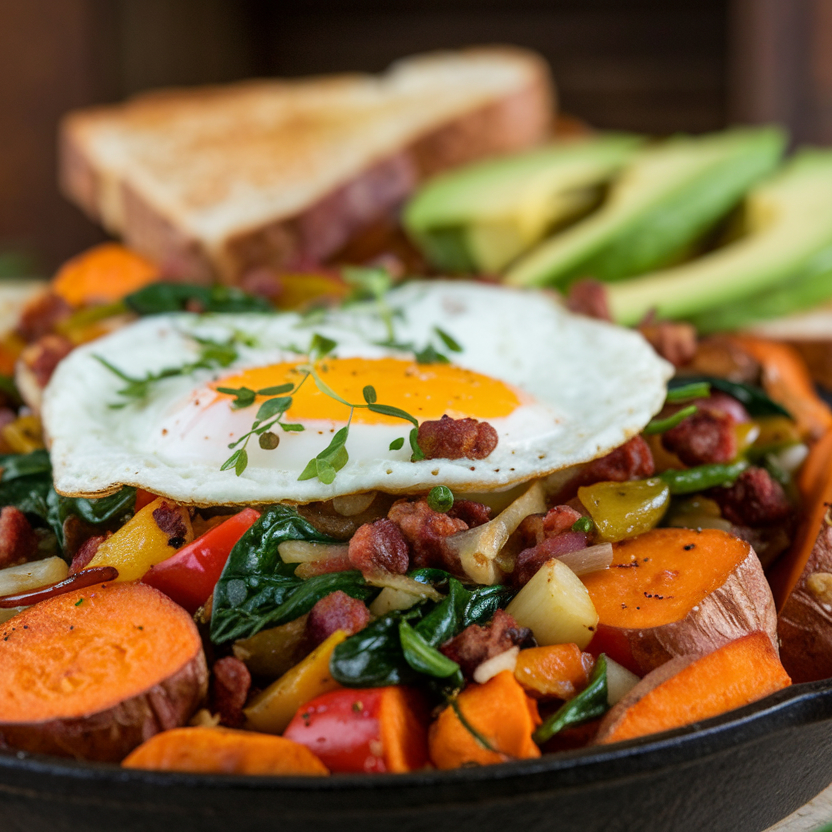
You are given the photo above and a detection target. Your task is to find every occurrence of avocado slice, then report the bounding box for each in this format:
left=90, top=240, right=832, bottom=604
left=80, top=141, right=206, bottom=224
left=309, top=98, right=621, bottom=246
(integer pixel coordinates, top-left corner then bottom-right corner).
left=606, top=150, right=832, bottom=327
left=504, top=127, right=785, bottom=288
left=403, top=134, right=643, bottom=273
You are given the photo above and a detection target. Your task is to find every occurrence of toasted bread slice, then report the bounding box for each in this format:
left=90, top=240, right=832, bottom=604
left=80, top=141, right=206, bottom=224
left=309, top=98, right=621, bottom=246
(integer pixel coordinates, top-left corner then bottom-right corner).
left=60, top=47, right=553, bottom=283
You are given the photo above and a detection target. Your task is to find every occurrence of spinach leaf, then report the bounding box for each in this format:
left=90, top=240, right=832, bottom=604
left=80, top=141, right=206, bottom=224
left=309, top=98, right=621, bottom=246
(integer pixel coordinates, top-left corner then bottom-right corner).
left=667, top=375, right=790, bottom=419
left=331, top=570, right=516, bottom=689
left=210, top=504, right=376, bottom=643
left=399, top=620, right=463, bottom=687
left=533, top=655, right=610, bottom=744
left=45, top=487, right=136, bottom=551
left=0, top=450, right=135, bottom=554
left=330, top=607, right=425, bottom=687
left=125, top=282, right=272, bottom=315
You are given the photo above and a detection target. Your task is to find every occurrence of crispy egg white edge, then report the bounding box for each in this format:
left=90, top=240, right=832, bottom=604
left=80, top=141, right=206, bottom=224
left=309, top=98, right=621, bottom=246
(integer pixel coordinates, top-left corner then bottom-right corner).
left=42, top=280, right=674, bottom=504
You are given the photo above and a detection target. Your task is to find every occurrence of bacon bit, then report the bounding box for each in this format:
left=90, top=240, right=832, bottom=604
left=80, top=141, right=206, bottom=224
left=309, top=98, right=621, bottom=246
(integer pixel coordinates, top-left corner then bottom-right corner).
left=566, top=279, right=612, bottom=321
left=0, top=566, right=118, bottom=608
left=152, top=502, right=188, bottom=547
left=0, top=506, right=38, bottom=568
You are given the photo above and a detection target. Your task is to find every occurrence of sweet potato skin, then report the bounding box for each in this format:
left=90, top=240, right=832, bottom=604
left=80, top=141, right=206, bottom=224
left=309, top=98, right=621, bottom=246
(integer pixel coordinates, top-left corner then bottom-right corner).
left=778, top=518, right=832, bottom=682
left=0, top=583, right=208, bottom=762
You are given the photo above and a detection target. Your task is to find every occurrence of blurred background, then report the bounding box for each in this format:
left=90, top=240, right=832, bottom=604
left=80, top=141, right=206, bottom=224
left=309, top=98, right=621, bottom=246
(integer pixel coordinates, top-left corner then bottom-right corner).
left=1, top=0, right=831, bottom=273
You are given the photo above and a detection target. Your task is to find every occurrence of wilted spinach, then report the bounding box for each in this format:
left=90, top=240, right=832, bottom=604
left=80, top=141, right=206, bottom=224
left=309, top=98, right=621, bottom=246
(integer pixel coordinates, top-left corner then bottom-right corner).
left=125, top=282, right=272, bottom=316
left=210, top=504, right=376, bottom=643
left=0, top=450, right=136, bottom=554
left=330, top=570, right=516, bottom=689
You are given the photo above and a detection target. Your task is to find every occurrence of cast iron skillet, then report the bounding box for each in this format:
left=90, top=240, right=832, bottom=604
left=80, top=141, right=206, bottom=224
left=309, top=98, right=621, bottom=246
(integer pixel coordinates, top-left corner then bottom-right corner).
left=1, top=680, right=832, bottom=832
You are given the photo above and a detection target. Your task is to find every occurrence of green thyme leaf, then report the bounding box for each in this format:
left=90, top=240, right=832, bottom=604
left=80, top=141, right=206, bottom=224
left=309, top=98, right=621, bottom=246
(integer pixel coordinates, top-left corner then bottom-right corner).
left=257, top=384, right=295, bottom=396
left=363, top=385, right=377, bottom=404
left=234, top=448, right=248, bottom=476
left=309, top=333, right=337, bottom=360
left=410, top=427, right=425, bottom=461
left=389, top=437, right=405, bottom=451
left=368, top=403, right=419, bottom=427
left=434, top=327, right=462, bottom=353
left=256, top=396, right=292, bottom=422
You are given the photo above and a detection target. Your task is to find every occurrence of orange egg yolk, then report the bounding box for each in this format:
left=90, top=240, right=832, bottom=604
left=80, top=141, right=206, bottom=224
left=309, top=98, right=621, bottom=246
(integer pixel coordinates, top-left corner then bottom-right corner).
left=211, top=357, right=522, bottom=424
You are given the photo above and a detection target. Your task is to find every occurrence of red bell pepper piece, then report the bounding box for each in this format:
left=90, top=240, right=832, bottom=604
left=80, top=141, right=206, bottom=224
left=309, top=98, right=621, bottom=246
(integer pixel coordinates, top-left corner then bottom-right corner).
left=283, top=686, right=428, bottom=774
left=142, top=507, right=259, bottom=613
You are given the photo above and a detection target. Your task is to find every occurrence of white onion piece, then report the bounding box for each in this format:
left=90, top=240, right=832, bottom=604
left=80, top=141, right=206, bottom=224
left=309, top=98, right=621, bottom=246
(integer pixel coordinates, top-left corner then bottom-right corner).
left=473, top=646, right=520, bottom=684
left=332, top=492, right=377, bottom=516
left=364, top=572, right=443, bottom=602
left=445, top=480, right=547, bottom=585
left=369, top=587, right=424, bottom=617
left=605, top=656, right=640, bottom=706
left=0, top=557, right=68, bottom=596
left=556, top=542, right=613, bottom=576
left=278, top=540, right=349, bottom=563
left=769, top=443, right=809, bottom=475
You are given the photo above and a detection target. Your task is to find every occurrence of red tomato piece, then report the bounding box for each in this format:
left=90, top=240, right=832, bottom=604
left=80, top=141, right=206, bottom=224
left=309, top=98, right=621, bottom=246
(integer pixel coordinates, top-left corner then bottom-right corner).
left=142, top=507, right=260, bottom=613
left=283, top=686, right=428, bottom=774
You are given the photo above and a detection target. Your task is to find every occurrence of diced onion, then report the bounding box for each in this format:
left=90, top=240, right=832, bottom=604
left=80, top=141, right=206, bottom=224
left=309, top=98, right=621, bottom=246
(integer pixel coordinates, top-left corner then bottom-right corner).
left=557, top=542, right=613, bottom=576
left=278, top=541, right=349, bottom=564
left=332, top=492, right=377, bottom=517
left=445, top=480, right=547, bottom=585
left=369, top=587, right=425, bottom=617
left=605, top=656, right=640, bottom=705
left=363, top=572, right=443, bottom=602
left=0, top=557, right=68, bottom=596
left=473, top=646, right=520, bottom=684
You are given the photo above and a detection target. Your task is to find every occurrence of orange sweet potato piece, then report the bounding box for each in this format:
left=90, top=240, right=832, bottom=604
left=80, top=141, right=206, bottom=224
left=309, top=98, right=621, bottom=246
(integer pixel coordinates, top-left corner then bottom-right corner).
left=728, top=335, right=832, bottom=442
left=514, top=644, right=594, bottom=700
left=51, top=243, right=159, bottom=307
left=0, top=582, right=207, bottom=762
left=428, top=670, right=541, bottom=769
left=595, top=631, right=791, bottom=745
left=123, top=726, right=328, bottom=775
left=582, top=528, right=777, bottom=675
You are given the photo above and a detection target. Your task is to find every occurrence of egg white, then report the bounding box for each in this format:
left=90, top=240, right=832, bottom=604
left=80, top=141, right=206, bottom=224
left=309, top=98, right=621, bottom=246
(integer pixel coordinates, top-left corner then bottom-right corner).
left=43, top=280, right=673, bottom=504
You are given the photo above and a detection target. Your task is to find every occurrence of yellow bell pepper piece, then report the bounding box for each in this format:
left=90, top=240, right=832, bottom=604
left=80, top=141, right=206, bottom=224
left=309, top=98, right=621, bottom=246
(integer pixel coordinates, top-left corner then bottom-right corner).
left=244, top=630, right=347, bottom=734
left=87, top=496, right=193, bottom=582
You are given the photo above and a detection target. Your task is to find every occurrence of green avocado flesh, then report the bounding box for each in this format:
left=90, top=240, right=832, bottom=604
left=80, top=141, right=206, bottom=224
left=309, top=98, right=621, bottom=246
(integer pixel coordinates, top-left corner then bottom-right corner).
left=504, top=127, right=786, bottom=288
left=403, top=134, right=643, bottom=273
left=607, top=150, right=832, bottom=327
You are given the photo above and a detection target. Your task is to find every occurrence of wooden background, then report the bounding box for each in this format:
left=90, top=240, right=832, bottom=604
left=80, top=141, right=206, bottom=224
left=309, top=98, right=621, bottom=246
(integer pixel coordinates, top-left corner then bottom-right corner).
left=1, top=0, right=831, bottom=272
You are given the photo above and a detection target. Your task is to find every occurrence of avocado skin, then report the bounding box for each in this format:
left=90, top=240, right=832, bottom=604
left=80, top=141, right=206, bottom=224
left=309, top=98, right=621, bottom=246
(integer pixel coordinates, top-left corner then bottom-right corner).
left=404, top=134, right=642, bottom=273
left=607, top=150, right=832, bottom=327
left=505, top=127, right=786, bottom=288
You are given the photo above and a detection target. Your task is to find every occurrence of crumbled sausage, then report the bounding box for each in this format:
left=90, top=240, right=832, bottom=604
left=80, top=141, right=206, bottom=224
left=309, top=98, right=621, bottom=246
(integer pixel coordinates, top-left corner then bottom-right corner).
left=0, top=506, right=38, bottom=568
left=582, top=436, right=655, bottom=485
left=15, top=291, right=72, bottom=342
left=306, top=590, right=371, bottom=648
left=22, top=334, right=74, bottom=388
left=566, top=279, right=612, bottom=321
left=447, top=499, right=492, bottom=528
left=417, top=415, right=498, bottom=460
left=348, top=518, right=409, bottom=575
left=638, top=319, right=697, bottom=368
left=387, top=497, right=468, bottom=571
left=152, top=502, right=188, bottom=548
left=513, top=531, right=590, bottom=587
left=662, top=409, right=737, bottom=467
left=69, top=533, right=110, bottom=574
left=711, top=467, right=793, bottom=527
left=209, top=656, right=252, bottom=728
left=440, top=609, right=533, bottom=679
left=516, top=505, right=583, bottom=548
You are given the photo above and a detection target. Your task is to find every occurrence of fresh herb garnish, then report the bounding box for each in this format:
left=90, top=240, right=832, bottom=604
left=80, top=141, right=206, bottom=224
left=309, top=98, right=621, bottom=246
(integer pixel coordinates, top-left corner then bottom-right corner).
left=125, top=282, right=272, bottom=315
left=427, top=485, right=454, bottom=513
left=96, top=333, right=241, bottom=407
left=572, top=516, right=594, bottom=534
left=220, top=336, right=424, bottom=482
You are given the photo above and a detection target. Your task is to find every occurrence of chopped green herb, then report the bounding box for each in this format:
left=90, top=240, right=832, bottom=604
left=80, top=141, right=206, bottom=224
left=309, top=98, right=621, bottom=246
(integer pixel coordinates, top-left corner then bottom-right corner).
left=572, top=516, right=594, bottom=534
left=389, top=437, right=405, bottom=451
left=74, top=598, right=84, bottom=607
left=665, top=381, right=711, bottom=403
left=427, top=486, right=454, bottom=513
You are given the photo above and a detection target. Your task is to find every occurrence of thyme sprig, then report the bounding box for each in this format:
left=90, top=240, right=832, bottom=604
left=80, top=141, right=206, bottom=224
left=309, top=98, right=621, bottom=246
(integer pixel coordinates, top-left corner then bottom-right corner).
left=220, top=333, right=423, bottom=482
left=95, top=334, right=240, bottom=408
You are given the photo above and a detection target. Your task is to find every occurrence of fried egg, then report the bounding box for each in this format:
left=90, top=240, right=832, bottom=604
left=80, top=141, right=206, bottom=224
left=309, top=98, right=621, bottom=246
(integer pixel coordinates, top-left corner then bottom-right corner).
left=43, top=281, right=673, bottom=504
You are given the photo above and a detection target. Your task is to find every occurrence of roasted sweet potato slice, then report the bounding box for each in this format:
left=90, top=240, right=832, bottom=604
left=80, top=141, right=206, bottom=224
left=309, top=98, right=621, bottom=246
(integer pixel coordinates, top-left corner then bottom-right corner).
left=123, top=727, right=328, bottom=776
left=595, top=631, right=791, bottom=745
left=582, top=527, right=777, bottom=675
left=0, top=582, right=207, bottom=762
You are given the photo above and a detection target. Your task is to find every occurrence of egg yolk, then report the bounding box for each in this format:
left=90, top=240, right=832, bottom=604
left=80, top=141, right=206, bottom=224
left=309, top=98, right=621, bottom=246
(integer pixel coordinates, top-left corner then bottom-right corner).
left=212, top=357, right=522, bottom=423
